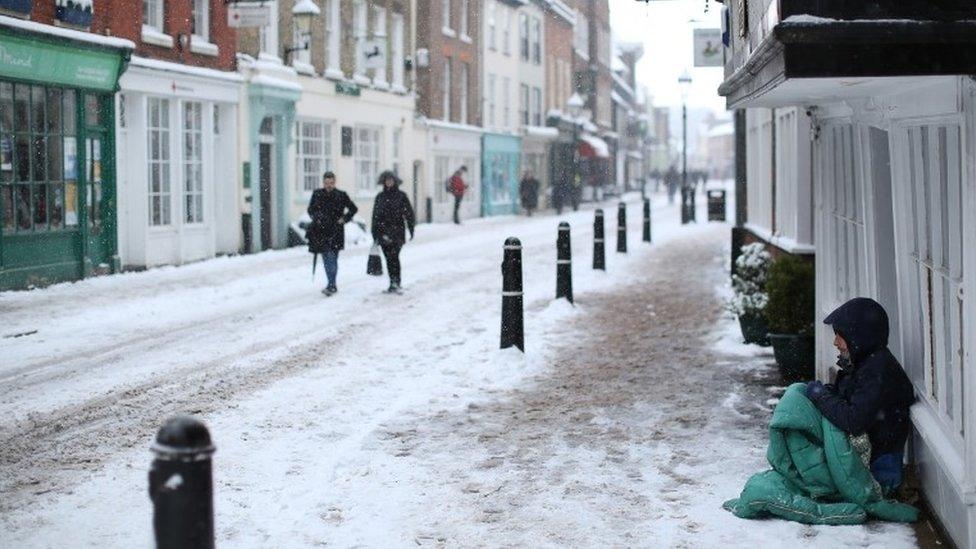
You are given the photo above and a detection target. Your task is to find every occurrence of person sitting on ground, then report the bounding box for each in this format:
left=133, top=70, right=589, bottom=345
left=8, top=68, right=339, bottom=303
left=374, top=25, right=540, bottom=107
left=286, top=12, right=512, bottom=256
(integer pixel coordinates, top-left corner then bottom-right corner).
left=805, top=297, right=915, bottom=495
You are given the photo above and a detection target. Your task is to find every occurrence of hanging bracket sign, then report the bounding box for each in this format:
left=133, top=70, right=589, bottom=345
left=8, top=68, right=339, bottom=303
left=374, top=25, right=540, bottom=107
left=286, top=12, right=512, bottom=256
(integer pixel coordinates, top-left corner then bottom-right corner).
left=693, top=28, right=723, bottom=67
left=227, top=2, right=272, bottom=28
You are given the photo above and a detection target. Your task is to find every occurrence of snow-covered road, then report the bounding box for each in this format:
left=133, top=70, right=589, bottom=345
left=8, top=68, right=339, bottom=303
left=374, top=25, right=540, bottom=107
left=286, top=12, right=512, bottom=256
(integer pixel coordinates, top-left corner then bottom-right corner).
left=0, top=188, right=918, bottom=547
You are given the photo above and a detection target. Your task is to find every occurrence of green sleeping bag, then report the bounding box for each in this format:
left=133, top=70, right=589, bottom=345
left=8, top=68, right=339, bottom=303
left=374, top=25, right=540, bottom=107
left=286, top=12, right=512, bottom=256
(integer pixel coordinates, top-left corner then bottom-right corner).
left=723, top=383, right=918, bottom=525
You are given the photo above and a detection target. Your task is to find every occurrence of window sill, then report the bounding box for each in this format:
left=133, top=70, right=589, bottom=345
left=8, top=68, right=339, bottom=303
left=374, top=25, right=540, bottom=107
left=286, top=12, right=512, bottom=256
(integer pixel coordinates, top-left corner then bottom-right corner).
left=258, top=52, right=283, bottom=64
left=441, top=26, right=456, bottom=38
left=190, top=38, right=219, bottom=57
left=324, top=67, right=345, bottom=81
left=459, top=34, right=472, bottom=44
left=372, top=79, right=391, bottom=91
left=391, top=84, right=408, bottom=94
left=352, top=73, right=371, bottom=86
left=141, top=26, right=173, bottom=48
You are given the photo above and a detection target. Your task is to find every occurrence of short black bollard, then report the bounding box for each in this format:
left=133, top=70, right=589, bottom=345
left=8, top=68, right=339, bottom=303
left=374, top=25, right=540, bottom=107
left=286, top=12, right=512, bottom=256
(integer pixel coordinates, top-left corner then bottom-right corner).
left=501, top=237, right=524, bottom=351
left=642, top=198, right=652, bottom=243
left=616, top=202, right=627, bottom=253
left=149, top=416, right=216, bottom=549
left=556, top=222, right=573, bottom=303
left=593, top=209, right=606, bottom=271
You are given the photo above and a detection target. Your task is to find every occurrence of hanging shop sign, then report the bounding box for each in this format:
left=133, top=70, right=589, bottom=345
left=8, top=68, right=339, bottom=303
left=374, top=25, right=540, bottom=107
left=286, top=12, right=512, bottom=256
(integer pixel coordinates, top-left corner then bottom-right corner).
left=227, top=2, right=272, bottom=28
left=693, top=28, right=723, bottom=67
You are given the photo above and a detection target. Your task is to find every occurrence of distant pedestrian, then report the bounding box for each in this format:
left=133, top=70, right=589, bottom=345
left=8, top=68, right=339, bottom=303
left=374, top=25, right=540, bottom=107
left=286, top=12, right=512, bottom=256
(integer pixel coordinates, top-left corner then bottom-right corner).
left=665, top=165, right=679, bottom=205
left=306, top=171, right=358, bottom=296
left=571, top=172, right=582, bottom=211
left=519, top=171, right=540, bottom=216
left=372, top=171, right=416, bottom=294
left=447, top=166, right=468, bottom=225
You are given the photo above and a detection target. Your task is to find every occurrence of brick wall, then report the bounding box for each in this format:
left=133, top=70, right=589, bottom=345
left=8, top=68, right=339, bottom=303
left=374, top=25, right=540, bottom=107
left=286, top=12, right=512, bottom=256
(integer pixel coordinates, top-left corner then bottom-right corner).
left=416, top=0, right=480, bottom=125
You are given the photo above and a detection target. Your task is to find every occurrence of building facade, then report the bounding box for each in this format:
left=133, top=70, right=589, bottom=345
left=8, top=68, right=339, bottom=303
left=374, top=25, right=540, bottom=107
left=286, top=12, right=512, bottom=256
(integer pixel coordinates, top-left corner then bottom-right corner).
left=0, top=5, right=132, bottom=290
left=236, top=1, right=302, bottom=252
left=280, top=0, right=419, bottom=229
left=480, top=0, right=520, bottom=217
left=416, top=0, right=483, bottom=222
left=116, top=0, right=242, bottom=268
left=719, top=1, right=976, bottom=546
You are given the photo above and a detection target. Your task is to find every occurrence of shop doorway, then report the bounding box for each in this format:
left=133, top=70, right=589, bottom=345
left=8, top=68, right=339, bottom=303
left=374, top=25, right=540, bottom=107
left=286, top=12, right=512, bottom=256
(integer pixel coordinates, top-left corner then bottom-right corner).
left=258, top=117, right=274, bottom=250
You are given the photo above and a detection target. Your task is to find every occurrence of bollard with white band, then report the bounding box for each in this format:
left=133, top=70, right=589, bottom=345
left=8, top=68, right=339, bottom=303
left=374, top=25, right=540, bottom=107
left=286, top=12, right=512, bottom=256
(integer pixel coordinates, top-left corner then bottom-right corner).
left=501, top=237, right=524, bottom=351
left=593, top=209, right=606, bottom=271
left=556, top=222, right=573, bottom=303
left=643, top=198, right=652, bottom=243
left=617, top=202, right=627, bottom=253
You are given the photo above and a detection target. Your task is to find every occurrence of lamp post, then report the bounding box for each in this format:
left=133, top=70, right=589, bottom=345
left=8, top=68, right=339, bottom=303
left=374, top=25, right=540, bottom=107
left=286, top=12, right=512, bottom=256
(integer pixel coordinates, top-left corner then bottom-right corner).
left=566, top=92, right=585, bottom=215
left=678, top=71, right=693, bottom=223
left=285, top=0, right=320, bottom=65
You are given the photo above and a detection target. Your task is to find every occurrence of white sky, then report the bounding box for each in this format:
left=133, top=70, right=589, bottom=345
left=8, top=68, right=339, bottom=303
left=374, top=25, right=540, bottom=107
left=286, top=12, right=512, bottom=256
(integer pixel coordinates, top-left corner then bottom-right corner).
left=609, top=0, right=727, bottom=113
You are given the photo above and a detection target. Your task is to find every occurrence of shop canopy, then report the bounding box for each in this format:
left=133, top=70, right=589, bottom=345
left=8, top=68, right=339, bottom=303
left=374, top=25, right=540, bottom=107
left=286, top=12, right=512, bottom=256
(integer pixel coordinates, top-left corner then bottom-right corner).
left=579, top=135, right=610, bottom=158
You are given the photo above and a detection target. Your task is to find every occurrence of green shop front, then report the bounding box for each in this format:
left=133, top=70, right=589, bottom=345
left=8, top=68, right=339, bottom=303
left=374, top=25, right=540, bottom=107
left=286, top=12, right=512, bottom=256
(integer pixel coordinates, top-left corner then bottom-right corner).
left=0, top=24, right=131, bottom=290
left=481, top=133, right=521, bottom=216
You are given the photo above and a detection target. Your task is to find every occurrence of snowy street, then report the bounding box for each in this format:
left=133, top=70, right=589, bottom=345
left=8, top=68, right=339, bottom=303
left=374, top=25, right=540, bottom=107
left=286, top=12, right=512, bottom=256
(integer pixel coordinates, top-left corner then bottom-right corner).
left=0, top=192, right=916, bottom=547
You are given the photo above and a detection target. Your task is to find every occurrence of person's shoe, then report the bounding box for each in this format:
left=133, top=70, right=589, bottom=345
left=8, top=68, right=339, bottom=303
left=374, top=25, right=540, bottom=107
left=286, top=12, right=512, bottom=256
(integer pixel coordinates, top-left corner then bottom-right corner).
left=386, top=283, right=402, bottom=294
left=322, top=286, right=337, bottom=296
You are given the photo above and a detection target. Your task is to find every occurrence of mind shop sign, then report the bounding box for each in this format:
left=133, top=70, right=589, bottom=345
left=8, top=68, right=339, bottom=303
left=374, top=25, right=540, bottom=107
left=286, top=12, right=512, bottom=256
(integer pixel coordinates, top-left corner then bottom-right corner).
left=0, top=32, right=124, bottom=91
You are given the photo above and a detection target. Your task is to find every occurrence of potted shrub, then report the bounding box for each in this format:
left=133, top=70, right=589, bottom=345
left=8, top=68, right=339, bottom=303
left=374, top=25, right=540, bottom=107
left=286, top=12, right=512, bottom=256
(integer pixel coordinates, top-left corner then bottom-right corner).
left=727, top=242, right=771, bottom=346
left=764, top=255, right=816, bottom=380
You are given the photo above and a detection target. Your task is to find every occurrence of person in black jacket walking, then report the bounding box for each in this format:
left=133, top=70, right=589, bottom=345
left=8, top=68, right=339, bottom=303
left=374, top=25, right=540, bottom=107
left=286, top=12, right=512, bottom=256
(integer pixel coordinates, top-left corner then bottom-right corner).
left=805, top=297, right=915, bottom=494
left=306, top=172, right=358, bottom=295
left=371, top=171, right=415, bottom=293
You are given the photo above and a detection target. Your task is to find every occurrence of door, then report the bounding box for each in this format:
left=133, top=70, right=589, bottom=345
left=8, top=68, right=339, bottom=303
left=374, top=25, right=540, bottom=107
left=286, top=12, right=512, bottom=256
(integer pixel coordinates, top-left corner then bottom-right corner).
left=83, top=93, right=115, bottom=272
left=258, top=142, right=272, bottom=250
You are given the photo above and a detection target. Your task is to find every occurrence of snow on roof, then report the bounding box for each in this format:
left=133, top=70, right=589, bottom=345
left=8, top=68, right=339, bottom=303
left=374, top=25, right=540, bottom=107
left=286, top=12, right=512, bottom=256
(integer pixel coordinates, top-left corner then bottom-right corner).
left=523, top=125, right=559, bottom=138
left=130, top=56, right=243, bottom=83
left=0, top=14, right=134, bottom=50
left=544, top=0, right=574, bottom=25
left=250, top=74, right=302, bottom=92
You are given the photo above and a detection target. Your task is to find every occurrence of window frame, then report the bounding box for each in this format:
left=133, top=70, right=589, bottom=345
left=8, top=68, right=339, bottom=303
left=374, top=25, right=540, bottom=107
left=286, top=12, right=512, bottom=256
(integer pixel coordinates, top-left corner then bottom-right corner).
left=191, top=0, right=209, bottom=43
left=182, top=101, right=204, bottom=225
left=518, top=12, right=529, bottom=61
left=143, top=0, right=164, bottom=32
left=354, top=125, right=382, bottom=195
left=296, top=118, right=334, bottom=194
left=147, top=96, right=172, bottom=227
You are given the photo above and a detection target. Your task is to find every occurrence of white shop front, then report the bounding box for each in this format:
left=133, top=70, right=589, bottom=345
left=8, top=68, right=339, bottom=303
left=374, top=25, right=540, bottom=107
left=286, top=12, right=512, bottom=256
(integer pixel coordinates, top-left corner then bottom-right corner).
left=116, top=57, right=241, bottom=268
left=423, top=120, right=482, bottom=223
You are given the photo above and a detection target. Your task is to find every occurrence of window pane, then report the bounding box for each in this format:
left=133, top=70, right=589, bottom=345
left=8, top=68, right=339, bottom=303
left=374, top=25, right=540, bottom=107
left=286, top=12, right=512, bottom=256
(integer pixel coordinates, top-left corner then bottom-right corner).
left=64, top=180, right=78, bottom=226
left=85, top=94, right=100, bottom=127
left=32, top=136, right=45, bottom=181
left=33, top=183, right=47, bottom=226
left=0, top=82, right=12, bottom=132
left=46, top=88, right=61, bottom=134
left=63, top=90, right=76, bottom=136
left=49, top=182, right=63, bottom=228
left=14, top=84, right=29, bottom=130
left=31, top=85, right=45, bottom=134
left=15, top=135, right=29, bottom=181
left=15, top=183, right=30, bottom=229
left=1, top=185, right=12, bottom=230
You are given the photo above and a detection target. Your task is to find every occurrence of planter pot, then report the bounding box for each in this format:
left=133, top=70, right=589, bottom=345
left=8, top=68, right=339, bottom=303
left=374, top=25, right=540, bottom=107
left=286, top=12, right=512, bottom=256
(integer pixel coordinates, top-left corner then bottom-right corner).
left=768, top=333, right=815, bottom=381
left=738, top=313, right=771, bottom=346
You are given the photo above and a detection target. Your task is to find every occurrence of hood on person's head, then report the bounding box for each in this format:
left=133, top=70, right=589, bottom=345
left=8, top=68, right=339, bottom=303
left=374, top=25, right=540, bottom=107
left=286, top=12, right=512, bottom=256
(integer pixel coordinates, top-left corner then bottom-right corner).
left=377, top=170, right=398, bottom=189
left=823, top=297, right=889, bottom=364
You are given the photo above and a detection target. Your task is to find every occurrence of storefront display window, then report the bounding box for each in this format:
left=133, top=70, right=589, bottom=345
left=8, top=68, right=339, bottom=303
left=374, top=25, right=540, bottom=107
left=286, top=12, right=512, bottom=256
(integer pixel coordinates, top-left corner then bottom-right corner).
left=0, top=81, right=77, bottom=233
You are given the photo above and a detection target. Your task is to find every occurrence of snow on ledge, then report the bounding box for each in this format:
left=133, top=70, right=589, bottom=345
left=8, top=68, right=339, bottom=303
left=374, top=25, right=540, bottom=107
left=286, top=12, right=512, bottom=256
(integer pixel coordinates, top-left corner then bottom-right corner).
left=523, top=125, right=559, bottom=138
left=0, top=15, right=134, bottom=50
left=129, top=56, right=242, bottom=83
left=782, top=14, right=959, bottom=25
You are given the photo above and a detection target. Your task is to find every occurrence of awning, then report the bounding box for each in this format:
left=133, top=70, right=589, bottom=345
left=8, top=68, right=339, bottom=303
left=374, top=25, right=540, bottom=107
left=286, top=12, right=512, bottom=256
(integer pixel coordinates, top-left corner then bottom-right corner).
left=579, top=135, right=610, bottom=159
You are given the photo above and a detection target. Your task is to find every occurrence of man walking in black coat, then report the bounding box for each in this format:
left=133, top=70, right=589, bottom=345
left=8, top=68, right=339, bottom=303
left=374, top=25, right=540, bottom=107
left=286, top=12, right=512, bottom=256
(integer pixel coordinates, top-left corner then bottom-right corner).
left=371, top=171, right=415, bottom=293
left=805, top=297, right=915, bottom=494
left=306, top=172, right=358, bottom=296
left=519, top=170, right=540, bottom=216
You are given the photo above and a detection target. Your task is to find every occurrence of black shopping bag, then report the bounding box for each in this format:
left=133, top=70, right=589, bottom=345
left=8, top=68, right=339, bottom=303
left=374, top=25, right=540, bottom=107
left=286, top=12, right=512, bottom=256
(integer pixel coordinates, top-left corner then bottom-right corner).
left=367, top=243, right=383, bottom=276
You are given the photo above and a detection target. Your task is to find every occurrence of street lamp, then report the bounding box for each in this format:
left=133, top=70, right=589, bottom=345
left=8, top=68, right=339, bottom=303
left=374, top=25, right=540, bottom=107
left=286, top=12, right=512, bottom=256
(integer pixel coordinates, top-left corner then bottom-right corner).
left=678, top=71, right=693, bottom=223
left=565, top=93, right=585, bottom=214
left=285, top=0, right=320, bottom=64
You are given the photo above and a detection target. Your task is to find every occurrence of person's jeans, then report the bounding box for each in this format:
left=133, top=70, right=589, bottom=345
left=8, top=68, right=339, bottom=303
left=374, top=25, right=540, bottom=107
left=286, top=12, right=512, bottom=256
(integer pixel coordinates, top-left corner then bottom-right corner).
left=871, top=452, right=904, bottom=496
left=453, top=195, right=463, bottom=224
left=380, top=242, right=402, bottom=285
left=321, top=250, right=339, bottom=289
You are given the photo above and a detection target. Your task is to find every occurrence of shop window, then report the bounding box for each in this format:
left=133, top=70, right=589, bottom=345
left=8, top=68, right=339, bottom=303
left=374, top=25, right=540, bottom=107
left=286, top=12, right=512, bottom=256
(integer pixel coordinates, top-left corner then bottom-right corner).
left=354, top=125, right=380, bottom=193
left=0, top=82, right=73, bottom=233
left=182, top=102, right=204, bottom=224
left=296, top=118, right=334, bottom=192
left=900, top=124, right=966, bottom=437
left=147, top=97, right=171, bottom=226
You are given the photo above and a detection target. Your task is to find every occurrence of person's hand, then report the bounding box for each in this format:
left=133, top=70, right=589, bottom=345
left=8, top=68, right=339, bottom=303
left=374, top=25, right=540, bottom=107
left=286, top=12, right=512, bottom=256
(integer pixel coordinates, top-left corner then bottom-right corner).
left=805, top=380, right=827, bottom=401
left=337, top=219, right=344, bottom=226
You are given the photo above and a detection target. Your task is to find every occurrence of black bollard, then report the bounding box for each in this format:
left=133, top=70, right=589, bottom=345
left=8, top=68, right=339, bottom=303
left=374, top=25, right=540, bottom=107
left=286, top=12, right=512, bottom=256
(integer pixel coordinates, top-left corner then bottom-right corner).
left=642, top=198, right=652, bottom=243
left=149, top=416, right=216, bottom=549
left=616, top=202, right=627, bottom=253
left=556, top=222, right=573, bottom=303
left=593, top=209, right=605, bottom=271
left=501, top=237, right=524, bottom=351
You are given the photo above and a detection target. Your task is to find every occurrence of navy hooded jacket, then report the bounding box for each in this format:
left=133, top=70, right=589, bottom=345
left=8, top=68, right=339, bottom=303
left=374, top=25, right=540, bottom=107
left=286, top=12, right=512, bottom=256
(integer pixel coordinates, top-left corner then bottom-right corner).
left=808, top=298, right=915, bottom=460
